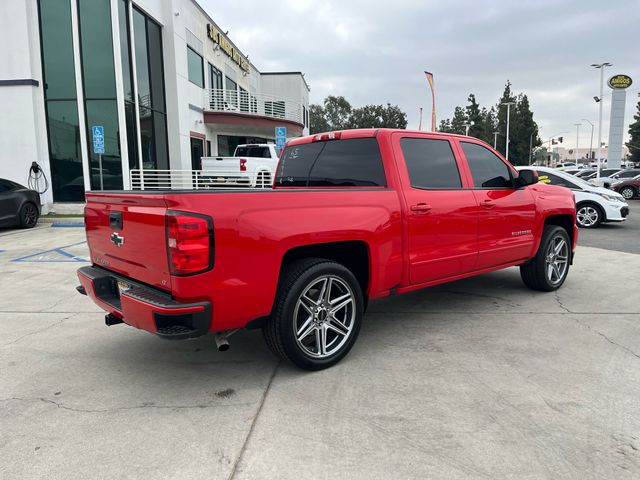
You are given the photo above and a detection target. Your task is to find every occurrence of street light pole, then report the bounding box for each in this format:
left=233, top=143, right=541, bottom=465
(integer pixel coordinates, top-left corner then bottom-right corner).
left=574, top=123, right=581, bottom=164
left=463, top=122, right=474, bottom=136
left=581, top=118, right=594, bottom=164
left=591, top=62, right=612, bottom=178
left=529, top=130, right=537, bottom=165
left=493, top=131, right=499, bottom=149
left=501, top=102, right=515, bottom=161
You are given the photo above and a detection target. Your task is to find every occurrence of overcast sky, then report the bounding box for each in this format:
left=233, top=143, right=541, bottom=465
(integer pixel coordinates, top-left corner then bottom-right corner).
left=201, top=0, right=639, bottom=148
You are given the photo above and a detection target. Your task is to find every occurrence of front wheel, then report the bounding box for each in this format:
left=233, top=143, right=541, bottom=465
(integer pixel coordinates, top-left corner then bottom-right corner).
left=263, top=258, right=364, bottom=370
left=619, top=186, right=635, bottom=200
left=520, top=225, right=571, bottom=292
left=576, top=203, right=602, bottom=228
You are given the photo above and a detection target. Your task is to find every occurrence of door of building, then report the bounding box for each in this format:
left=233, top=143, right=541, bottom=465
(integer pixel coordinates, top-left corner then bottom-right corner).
left=191, top=137, right=204, bottom=170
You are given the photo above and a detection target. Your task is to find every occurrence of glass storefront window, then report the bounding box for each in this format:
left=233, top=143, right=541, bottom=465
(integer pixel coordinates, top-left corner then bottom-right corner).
left=187, top=47, right=204, bottom=87
left=84, top=100, right=123, bottom=190
left=46, top=101, right=85, bottom=202
left=77, top=0, right=117, bottom=98
left=38, top=0, right=84, bottom=202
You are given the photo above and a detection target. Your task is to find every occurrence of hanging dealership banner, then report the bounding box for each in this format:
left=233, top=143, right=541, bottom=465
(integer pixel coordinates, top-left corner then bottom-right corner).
left=606, top=74, right=632, bottom=169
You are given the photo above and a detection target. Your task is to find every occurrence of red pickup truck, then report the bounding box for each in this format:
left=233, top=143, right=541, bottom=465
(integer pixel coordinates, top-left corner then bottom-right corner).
left=77, top=129, right=577, bottom=370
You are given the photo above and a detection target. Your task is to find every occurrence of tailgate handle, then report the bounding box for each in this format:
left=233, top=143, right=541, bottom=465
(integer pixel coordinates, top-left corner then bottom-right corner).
left=109, top=211, right=123, bottom=230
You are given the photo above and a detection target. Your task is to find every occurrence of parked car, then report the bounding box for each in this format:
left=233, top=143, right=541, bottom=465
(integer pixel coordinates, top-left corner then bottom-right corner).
left=611, top=175, right=640, bottom=200
left=574, top=169, right=596, bottom=178
left=200, top=143, right=280, bottom=188
left=0, top=178, right=40, bottom=229
left=556, top=162, right=578, bottom=169
left=558, top=168, right=582, bottom=176
left=77, top=129, right=578, bottom=370
left=589, top=169, right=640, bottom=188
left=517, top=166, right=629, bottom=228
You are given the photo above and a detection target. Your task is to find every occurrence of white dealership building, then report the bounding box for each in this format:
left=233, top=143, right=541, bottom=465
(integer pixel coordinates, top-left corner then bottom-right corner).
left=0, top=0, right=310, bottom=211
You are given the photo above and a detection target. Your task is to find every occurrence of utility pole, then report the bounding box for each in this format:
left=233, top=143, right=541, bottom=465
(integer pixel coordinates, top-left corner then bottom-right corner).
left=493, top=131, right=499, bottom=149
left=501, top=102, right=515, bottom=161
left=464, top=122, right=474, bottom=136
left=582, top=118, right=594, bottom=163
left=574, top=123, right=582, bottom=164
left=591, top=62, right=612, bottom=178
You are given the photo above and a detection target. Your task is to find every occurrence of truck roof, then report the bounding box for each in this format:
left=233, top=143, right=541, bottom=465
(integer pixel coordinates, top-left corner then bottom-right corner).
left=286, top=128, right=474, bottom=147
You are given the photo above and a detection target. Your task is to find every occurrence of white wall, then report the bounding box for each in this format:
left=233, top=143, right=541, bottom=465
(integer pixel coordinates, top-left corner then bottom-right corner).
left=0, top=0, right=52, bottom=210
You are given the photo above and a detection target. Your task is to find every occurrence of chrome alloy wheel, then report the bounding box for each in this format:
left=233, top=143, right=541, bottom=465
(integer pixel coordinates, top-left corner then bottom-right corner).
left=620, top=187, right=634, bottom=200
left=293, top=275, right=356, bottom=358
left=576, top=206, right=599, bottom=227
left=545, top=235, right=569, bottom=285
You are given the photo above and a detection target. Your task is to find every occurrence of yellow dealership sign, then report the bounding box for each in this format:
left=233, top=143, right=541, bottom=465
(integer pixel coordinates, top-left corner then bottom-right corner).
left=207, top=24, right=250, bottom=73
left=607, top=74, right=632, bottom=90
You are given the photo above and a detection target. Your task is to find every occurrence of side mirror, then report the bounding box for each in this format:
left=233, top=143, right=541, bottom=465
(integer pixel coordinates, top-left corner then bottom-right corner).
left=516, top=169, right=538, bottom=187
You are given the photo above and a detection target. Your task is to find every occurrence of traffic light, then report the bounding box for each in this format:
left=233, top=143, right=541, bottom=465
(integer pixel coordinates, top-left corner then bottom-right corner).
left=558, top=137, right=563, bottom=143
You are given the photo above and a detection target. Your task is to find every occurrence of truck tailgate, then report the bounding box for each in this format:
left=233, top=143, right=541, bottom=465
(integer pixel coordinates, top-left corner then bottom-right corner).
left=84, top=193, right=171, bottom=291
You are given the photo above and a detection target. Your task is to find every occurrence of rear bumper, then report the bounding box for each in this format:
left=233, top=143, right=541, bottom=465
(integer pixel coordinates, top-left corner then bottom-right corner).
left=77, top=266, right=211, bottom=340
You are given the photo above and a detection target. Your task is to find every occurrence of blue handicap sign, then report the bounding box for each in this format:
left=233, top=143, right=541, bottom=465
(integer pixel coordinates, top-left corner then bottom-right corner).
left=275, top=127, right=287, bottom=149
left=92, top=125, right=105, bottom=154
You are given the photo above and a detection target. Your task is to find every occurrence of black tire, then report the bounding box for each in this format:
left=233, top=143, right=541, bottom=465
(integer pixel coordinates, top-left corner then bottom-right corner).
left=520, top=225, right=571, bottom=292
left=19, top=202, right=39, bottom=228
left=576, top=202, right=603, bottom=228
left=619, top=186, right=635, bottom=200
left=263, top=258, right=364, bottom=370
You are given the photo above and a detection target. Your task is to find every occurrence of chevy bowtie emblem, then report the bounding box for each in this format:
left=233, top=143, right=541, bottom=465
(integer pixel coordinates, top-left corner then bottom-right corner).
left=110, top=232, right=124, bottom=247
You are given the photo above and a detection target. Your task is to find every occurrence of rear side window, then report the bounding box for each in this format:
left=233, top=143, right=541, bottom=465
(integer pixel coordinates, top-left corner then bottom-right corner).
left=401, top=138, right=461, bottom=189
left=235, top=146, right=270, bottom=158
left=617, top=170, right=640, bottom=178
left=461, top=142, right=513, bottom=188
left=276, top=138, right=386, bottom=187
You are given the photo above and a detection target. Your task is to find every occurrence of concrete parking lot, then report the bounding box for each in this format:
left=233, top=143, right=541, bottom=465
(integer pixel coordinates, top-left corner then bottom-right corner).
left=1, top=203, right=639, bottom=479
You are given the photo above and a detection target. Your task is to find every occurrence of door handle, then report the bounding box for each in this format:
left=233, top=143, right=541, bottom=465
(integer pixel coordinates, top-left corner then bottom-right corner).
left=410, top=203, right=432, bottom=213
left=481, top=200, right=495, bottom=208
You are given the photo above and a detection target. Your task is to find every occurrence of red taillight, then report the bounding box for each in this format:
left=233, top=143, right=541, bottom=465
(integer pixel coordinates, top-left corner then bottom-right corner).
left=239, top=159, right=247, bottom=171
left=166, top=212, right=213, bottom=275
left=312, top=132, right=342, bottom=142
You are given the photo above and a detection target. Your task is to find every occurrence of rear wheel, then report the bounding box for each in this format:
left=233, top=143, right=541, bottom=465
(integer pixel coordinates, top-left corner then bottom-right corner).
left=619, top=186, right=635, bottom=200
left=263, top=258, right=364, bottom=370
left=576, top=203, right=602, bottom=228
left=520, top=225, right=571, bottom=291
left=19, top=202, right=39, bottom=228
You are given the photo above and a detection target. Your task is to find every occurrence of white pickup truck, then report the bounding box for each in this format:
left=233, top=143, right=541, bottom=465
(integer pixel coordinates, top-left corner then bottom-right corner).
left=200, top=144, right=281, bottom=188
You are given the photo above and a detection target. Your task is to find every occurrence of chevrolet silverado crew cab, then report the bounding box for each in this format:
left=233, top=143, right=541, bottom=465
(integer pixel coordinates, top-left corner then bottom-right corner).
left=200, top=143, right=280, bottom=188
left=77, top=129, right=578, bottom=370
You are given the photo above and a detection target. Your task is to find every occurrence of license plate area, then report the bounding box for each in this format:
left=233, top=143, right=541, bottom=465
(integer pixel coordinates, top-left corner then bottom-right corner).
left=116, top=279, right=132, bottom=295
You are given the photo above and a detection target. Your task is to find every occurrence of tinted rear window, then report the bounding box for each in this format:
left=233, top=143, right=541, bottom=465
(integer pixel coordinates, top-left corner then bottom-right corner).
left=235, top=146, right=271, bottom=158
left=276, top=138, right=386, bottom=187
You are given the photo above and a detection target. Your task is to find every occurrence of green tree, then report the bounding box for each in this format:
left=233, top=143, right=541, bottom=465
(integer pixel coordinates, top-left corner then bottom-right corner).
left=627, top=99, right=640, bottom=164
left=349, top=103, right=407, bottom=129
left=438, top=118, right=452, bottom=133
left=465, top=94, right=485, bottom=140
left=449, top=106, right=468, bottom=135
left=495, top=83, right=540, bottom=165
left=323, top=95, right=352, bottom=131
left=309, top=104, right=329, bottom=134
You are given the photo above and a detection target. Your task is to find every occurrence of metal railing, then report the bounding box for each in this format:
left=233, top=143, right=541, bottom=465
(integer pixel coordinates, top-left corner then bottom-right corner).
left=130, top=169, right=273, bottom=190
left=205, top=88, right=303, bottom=124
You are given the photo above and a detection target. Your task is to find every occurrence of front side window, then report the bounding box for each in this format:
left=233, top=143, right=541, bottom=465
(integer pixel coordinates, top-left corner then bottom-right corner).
left=461, top=142, right=513, bottom=188
left=187, top=47, right=204, bottom=87
left=401, top=138, right=461, bottom=189
left=276, top=138, right=386, bottom=187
